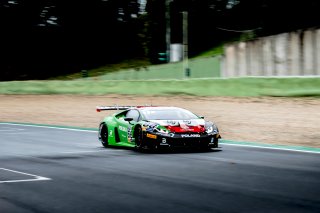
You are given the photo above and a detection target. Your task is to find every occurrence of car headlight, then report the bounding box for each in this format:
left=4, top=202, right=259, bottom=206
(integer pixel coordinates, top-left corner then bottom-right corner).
left=206, top=126, right=213, bottom=133
left=155, top=127, right=169, bottom=134
left=205, top=122, right=218, bottom=134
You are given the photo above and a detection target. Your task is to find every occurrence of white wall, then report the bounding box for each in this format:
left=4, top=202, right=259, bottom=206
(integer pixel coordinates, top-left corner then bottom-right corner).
left=222, top=28, right=320, bottom=77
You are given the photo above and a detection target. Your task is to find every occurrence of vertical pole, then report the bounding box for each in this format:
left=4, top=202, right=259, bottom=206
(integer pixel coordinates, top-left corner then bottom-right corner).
left=182, top=11, right=190, bottom=78
left=165, top=0, right=171, bottom=63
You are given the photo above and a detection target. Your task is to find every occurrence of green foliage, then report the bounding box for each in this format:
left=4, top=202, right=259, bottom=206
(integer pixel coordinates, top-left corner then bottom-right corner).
left=84, top=57, right=220, bottom=80
left=1, top=78, right=320, bottom=97
left=193, top=45, right=224, bottom=58
left=50, top=58, right=151, bottom=80
left=2, top=0, right=320, bottom=81
left=239, top=31, right=257, bottom=42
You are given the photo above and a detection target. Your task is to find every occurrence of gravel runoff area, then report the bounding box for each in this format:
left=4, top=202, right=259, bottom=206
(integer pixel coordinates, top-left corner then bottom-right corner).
left=0, top=94, right=319, bottom=148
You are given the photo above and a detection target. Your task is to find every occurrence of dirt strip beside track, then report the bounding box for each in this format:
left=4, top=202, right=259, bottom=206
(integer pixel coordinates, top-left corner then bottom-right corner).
left=0, top=95, right=319, bottom=148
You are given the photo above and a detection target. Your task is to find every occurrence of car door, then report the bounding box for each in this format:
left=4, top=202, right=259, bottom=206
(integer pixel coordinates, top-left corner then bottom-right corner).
left=116, top=109, right=140, bottom=143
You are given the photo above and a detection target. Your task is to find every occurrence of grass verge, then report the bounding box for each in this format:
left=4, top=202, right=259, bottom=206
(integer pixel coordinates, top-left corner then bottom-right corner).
left=0, top=77, right=319, bottom=97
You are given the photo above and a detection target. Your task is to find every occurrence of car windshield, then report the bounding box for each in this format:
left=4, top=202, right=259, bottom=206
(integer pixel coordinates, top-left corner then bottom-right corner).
left=141, top=108, right=199, bottom=120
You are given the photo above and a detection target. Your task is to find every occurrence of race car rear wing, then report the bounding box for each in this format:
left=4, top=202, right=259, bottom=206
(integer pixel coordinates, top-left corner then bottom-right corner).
left=96, top=106, right=133, bottom=112
left=96, top=105, right=155, bottom=112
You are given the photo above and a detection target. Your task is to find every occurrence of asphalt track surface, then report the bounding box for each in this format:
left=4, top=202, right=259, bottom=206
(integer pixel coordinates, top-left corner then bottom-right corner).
left=0, top=124, right=320, bottom=213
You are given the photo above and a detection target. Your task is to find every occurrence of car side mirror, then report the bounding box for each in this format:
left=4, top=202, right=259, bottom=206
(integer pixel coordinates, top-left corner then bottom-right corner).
left=124, top=117, right=134, bottom=123
left=199, top=116, right=204, bottom=119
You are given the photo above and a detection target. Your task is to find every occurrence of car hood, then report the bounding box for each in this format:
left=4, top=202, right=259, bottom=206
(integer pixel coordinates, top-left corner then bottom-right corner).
left=148, top=119, right=206, bottom=133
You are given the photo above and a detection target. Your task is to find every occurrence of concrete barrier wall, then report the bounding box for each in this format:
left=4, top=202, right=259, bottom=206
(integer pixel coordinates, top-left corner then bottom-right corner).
left=222, top=28, right=320, bottom=77
left=316, top=29, right=320, bottom=75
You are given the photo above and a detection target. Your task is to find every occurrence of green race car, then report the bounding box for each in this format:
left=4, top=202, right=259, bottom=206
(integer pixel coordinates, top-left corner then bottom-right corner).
left=97, top=106, right=221, bottom=150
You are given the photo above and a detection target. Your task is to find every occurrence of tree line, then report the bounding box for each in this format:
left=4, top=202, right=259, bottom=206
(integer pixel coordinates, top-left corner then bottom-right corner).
left=1, top=0, right=319, bottom=80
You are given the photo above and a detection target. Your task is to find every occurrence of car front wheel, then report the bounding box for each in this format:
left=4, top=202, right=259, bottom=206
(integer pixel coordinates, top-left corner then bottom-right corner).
left=99, top=123, right=109, bottom=148
left=134, top=126, right=144, bottom=150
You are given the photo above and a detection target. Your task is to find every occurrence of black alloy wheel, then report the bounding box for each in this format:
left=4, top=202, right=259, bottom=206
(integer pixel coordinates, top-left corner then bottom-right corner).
left=99, top=123, right=109, bottom=147
left=134, top=126, right=144, bottom=150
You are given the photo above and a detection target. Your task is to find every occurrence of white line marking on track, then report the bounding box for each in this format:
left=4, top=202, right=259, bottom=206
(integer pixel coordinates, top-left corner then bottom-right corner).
left=0, top=127, right=25, bottom=132
left=1, top=132, right=30, bottom=135
left=0, top=168, right=51, bottom=183
left=0, top=123, right=97, bottom=133
left=222, top=143, right=320, bottom=154
left=0, top=149, right=119, bottom=160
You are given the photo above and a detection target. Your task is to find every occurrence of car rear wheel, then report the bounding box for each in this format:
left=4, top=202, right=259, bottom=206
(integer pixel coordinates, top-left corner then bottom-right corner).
left=99, top=123, right=109, bottom=148
left=134, top=126, right=144, bottom=150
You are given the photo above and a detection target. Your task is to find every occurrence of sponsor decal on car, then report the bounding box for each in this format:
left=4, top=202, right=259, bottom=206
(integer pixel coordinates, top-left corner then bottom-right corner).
left=146, top=133, right=157, bottom=139
left=119, top=126, right=127, bottom=132
left=127, top=128, right=133, bottom=142
left=181, top=134, right=201, bottom=138
left=167, top=120, right=178, bottom=126
left=183, top=120, right=192, bottom=125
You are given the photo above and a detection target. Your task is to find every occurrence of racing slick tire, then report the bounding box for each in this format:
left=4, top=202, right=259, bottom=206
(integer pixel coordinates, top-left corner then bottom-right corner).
left=213, top=137, right=219, bottom=148
left=199, top=137, right=218, bottom=151
left=134, top=126, right=144, bottom=150
left=99, top=123, right=109, bottom=148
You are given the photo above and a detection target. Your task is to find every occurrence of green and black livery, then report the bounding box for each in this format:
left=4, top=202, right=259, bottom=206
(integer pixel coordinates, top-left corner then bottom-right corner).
left=97, top=106, right=221, bottom=150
